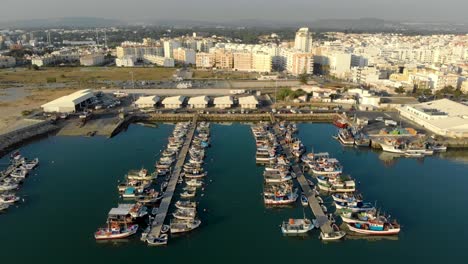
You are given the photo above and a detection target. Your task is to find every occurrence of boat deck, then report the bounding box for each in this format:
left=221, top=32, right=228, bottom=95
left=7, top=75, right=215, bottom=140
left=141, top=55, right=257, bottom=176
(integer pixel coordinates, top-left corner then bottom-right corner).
left=148, top=115, right=198, bottom=242
left=271, top=121, right=333, bottom=235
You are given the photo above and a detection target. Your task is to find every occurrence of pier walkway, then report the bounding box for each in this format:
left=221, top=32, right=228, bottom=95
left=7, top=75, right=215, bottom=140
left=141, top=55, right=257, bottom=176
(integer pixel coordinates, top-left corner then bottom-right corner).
left=148, top=115, right=198, bottom=242
left=271, top=120, right=333, bottom=234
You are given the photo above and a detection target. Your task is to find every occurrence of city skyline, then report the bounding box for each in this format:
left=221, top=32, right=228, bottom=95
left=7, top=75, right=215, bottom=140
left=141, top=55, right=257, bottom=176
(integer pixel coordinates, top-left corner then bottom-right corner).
left=1, top=0, right=468, bottom=24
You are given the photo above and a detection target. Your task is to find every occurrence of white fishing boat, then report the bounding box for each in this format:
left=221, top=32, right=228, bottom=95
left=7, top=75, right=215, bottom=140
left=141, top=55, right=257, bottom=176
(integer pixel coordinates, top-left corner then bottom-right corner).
left=332, top=193, right=363, bottom=203
left=320, top=224, right=346, bottom=241
left=0, top=194, right=20, bottom=204
left=127, top=168, right=154, bottom=181
left=184, top=172, right=207, bottom=179
left=264, top=191, right=298, bottom=205
left=186, top=179, right=203, bottom=187
left=170, top=219, right=201, bottom=234
left=175, top=200, right=197, bottom=210
left=318, top=179, right=356, bottom=193
left=10, top=168, right=28, bottom=179
left=0, top=183, right=19, bottom=191
left=180, top=190, right=196, bottom=198
left=94, top=223, right=138, bottom=240
left=173, top=209, right=196, bottom=220
left=20, top=158, right=39, bottom=170
left=281, top=218, right=317, bottom=234
left=335, top=201, right=375, bottom=213
left=346, top=222, right=401, bottom=235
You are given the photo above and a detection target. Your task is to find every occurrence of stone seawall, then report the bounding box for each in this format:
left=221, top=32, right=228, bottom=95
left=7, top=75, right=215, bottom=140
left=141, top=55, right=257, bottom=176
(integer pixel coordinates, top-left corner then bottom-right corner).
left=0, top=120, right=59, bottom=157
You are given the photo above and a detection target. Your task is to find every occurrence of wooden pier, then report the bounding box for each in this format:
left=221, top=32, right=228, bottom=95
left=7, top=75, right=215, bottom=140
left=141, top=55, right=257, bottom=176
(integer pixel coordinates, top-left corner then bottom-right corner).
left=270, top=116, right=333, bottom=234
left=147, top=115, right=198, bottom=242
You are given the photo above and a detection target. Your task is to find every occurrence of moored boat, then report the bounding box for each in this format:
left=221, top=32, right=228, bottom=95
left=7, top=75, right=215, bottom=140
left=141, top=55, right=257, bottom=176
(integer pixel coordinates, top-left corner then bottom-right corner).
left=94, top=223, right=138, bottom=240
left=281, top=218, right=317, bottom=234
left=346, top=222, right=400, bottom=235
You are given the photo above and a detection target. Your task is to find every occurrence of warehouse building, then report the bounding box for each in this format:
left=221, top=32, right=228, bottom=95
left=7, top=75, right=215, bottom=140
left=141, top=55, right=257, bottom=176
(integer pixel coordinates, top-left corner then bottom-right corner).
left=162, top=96, right=186, bottom=109
left=41, top=89, right=95, bottom=113
left=213, top=96, right=234, bottom=109
left=238, top=95, right=259, bottom=109
left=134, top=95, right=160, bottom=109
left=397, top=99, right=468, bottom=138
left=188, top=96, right=210, bottom=108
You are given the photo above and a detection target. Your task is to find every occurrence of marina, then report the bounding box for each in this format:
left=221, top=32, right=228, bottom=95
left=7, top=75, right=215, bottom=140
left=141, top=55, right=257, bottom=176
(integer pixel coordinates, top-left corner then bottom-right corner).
left=0, top=123, right=467, bottom=262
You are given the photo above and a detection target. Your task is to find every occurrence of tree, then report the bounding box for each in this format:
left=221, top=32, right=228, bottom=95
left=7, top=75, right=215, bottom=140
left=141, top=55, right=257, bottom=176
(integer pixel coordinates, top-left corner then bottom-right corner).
left=299, top=73, right=308, bottom=85
left=395, top=87, right=405, bottom=94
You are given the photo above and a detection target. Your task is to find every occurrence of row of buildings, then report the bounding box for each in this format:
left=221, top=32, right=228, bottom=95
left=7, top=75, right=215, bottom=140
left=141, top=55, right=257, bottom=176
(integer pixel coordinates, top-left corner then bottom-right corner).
left=134, top=95, right=259, bottom=109
left=114, top=28, right=315, bottom=76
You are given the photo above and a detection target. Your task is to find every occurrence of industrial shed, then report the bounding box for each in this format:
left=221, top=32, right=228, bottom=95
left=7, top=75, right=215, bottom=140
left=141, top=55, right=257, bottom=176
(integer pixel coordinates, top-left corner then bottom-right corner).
left=41, top=89, right=95, bottom=113
left=213, top=96, right=234, bottom=109
left=238, top=95, right=259, bottom=109
left=188, top=96, right=210, bottom=108
left=134, top=95, right=160, bottom=109
left=162, top=96, right=186, bottom=109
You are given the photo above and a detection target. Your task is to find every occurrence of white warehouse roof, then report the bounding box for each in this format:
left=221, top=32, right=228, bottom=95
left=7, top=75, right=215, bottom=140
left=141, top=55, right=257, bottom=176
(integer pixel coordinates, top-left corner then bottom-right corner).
left=238, top=95, right=259, bottom=105
left=188, top=96, right=209, bottom=105
left=214, top=96, right=234, bottom=105
left=135, top=95, right=160, bottom=105
left=41, top=89, right=94, bottom=109
left=162, top=96, right=186, bottom=105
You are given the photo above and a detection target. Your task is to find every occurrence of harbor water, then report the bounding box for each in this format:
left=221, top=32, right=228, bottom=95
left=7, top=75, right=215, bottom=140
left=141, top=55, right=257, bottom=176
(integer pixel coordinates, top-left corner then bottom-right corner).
left=0, top=123, right=467, bottom=262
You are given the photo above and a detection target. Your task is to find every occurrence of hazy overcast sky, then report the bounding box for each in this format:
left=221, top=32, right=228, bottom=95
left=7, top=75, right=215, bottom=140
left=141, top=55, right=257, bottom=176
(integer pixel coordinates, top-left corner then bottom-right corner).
left=1, top=0, right=466, bottom=23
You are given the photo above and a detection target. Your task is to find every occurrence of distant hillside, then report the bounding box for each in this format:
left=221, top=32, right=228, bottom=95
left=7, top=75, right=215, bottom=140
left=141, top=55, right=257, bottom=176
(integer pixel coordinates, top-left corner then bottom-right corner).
left=0, top=17, right=124, bottom=28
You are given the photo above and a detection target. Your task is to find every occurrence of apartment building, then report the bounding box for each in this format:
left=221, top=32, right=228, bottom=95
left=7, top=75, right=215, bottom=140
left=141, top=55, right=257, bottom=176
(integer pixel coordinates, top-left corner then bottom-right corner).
left=196, top=52, right=215, bottom=68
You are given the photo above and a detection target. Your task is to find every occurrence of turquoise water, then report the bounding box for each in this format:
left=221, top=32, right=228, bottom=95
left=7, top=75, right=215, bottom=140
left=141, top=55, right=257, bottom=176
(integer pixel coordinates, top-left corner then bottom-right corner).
left=1, top=123, right=467, bottom=262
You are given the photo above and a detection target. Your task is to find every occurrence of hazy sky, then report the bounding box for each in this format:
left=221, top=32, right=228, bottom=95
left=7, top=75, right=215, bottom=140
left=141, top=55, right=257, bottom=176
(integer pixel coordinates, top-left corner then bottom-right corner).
left=1, top=0, right=466, bottom=23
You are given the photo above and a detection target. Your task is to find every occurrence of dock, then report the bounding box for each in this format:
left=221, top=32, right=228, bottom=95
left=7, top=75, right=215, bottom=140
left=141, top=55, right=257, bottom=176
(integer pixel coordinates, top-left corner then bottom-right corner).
left=270, top=115, right=333, bottom=234
left=148, top=115, right=198, bottom=241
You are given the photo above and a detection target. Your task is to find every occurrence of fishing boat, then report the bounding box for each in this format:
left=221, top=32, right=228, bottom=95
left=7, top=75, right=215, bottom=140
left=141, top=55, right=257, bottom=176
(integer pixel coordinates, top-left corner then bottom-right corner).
left=335, top=201, right=375, bottom=213
left=184, top=172, right=207, bottom=179
left=127, top=168, right=154, bottom=181
left=318, top=179, right=356, bottom=193
left=170, top=219, right=201, bottom=234
left=264, top=191, right=298, bottom=205
left=10, top=168, right=28, bottom=179
left=338, top=129, right=354, bottom=145
left=186, top=179, right=203, bottom=187
left=339, top=210, right=383, bottom=224
left=0, top=194, right=20, bottom=204
left=173, top=209, right=196, bottom=220
left=94, top=223, right=138, bottom=240
left=320, top=224, right=346, bottom=240
left=301, top=195, right=308, bottom=206
left=0, top=183, right=19, bottom=191
left=346, top=222, right=400, bottom=235
left=333, top=119, right=348, bottom=129
left=180, top=190, right=196, bottom=198
left=146, top=234, right=168, bottom=246
left=20, top=158, right=39, bottom=170
left=175, top=200, right=197, bottom=210
left=122, top=187, right=139, bottom=198
left=331, top=193, right=363, bottom=204
left=281, top=218, right=317, bottom=234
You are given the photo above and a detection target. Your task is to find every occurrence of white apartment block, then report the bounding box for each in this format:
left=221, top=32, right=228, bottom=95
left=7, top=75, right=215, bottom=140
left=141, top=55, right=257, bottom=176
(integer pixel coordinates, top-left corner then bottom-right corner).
left=294, top=27, right=313, bottom=52
left=173, top=47, right=196, bottom=65
left=196, top=53, right=215, bottom=68
left=80, top=53, right=105, bottom=66
left=143, top=55, right=175, bottom=67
